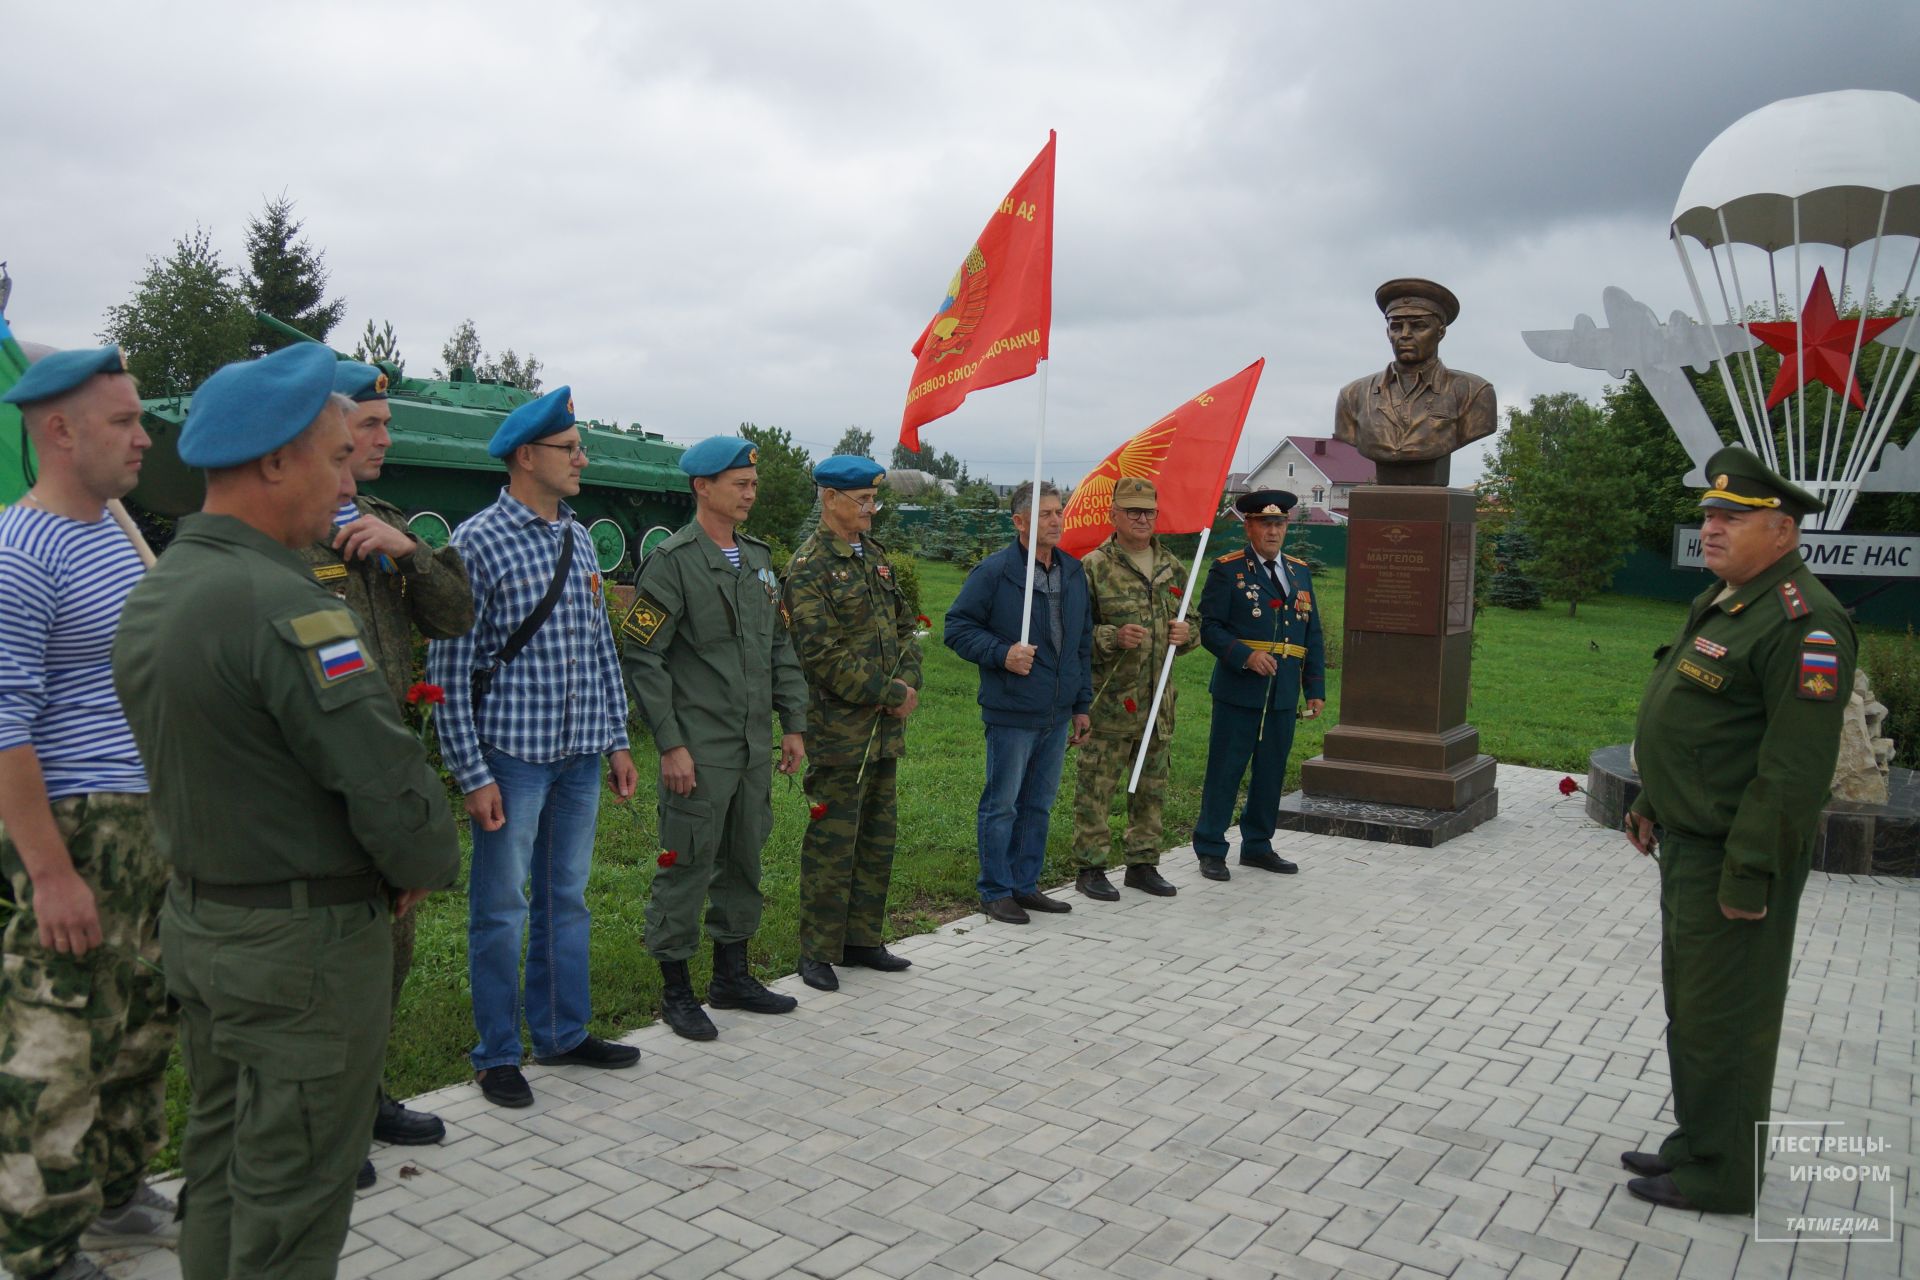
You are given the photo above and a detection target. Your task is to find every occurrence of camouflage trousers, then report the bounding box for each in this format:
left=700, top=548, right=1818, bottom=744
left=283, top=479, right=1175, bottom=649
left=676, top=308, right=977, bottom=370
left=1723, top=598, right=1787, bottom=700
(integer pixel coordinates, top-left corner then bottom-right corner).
left=1070, top=730, right=1169, bottom=870
left=0, top=793, right=173, bottom=1278
left=799, top=759, right=898, bottom=964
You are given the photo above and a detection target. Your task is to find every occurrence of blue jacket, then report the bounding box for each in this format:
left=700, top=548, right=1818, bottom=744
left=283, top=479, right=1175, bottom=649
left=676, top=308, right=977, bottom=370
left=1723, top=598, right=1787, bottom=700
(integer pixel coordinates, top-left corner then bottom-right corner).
left=944, top=541, right=1093, bottom=728
left=1200, top=546, right=1326, bottom=710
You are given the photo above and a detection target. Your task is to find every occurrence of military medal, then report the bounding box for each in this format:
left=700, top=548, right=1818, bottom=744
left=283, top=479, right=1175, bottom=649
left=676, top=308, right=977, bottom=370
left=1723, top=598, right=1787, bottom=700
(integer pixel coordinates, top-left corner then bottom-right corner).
left=1251, top=607, right=1261, bottom=618
left=877, top=563, right=892, bottom=580
left=1692, top=635, right=1728, bottom=659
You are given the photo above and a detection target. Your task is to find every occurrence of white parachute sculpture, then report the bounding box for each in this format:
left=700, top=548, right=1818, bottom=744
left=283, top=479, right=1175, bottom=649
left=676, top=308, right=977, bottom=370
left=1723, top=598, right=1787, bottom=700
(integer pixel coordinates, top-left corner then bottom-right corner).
left=1526, top=89, right=1920, bottom=531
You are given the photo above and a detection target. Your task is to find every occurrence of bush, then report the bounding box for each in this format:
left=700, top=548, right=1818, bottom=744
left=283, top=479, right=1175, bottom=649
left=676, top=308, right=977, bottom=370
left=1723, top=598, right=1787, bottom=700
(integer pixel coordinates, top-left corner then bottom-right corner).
left=889, top=551, right=923, bottom=618
left=1860, top=629, right=1920, bottom=769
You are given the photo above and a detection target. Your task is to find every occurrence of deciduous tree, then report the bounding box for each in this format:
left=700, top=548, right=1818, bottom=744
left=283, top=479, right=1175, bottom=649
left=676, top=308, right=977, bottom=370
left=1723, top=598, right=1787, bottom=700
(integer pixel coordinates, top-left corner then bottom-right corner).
left=99, top=226, right=252, bottom=395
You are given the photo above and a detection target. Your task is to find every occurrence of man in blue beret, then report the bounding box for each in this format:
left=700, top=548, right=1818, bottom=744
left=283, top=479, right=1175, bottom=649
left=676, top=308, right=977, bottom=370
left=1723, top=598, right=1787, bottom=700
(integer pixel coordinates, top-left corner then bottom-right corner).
left=298, top=360, right=473, bottom=1159
left=426, top=386, right=640, bottom=1107
left=624, top=435, right=809, bottom=1037
left=0, top=346, right=180, bottom=1280
left=782, top=457, right=922, bottom=991
left=113, top=343, right=460, bottom=1280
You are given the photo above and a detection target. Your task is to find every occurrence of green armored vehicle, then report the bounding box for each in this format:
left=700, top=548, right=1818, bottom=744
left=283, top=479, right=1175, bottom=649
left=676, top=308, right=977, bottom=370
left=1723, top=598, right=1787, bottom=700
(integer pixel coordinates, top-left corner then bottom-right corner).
left=129, top=314, right=690, bottom=573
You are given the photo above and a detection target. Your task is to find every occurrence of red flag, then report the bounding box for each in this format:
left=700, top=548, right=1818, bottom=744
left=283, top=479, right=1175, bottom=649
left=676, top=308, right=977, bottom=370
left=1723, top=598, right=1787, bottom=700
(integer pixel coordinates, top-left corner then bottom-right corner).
left=899, top=132, right=1055, bottom=451
left=1057, top=359, right=1265, bottom=558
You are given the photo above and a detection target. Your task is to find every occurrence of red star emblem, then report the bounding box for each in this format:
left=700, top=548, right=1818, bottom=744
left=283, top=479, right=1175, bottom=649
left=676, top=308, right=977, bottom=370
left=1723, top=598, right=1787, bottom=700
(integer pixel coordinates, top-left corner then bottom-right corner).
left=1746, top=266, right=1898, bottom=410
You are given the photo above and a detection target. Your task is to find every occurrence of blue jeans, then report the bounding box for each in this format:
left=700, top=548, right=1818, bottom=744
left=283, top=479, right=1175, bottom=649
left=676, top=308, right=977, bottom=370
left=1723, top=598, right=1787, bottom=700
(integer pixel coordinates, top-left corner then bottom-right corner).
left=468, top=749, right=601, bottom=1069
left=976, top=719, right=1070, bottom=902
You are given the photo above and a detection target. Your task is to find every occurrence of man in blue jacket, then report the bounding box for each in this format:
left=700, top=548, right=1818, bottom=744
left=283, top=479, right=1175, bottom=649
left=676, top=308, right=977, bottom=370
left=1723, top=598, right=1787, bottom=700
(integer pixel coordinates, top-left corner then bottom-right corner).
left=1193, top=490, right=1326, bottom=881
left=944, top=481, right=1092, bottom=923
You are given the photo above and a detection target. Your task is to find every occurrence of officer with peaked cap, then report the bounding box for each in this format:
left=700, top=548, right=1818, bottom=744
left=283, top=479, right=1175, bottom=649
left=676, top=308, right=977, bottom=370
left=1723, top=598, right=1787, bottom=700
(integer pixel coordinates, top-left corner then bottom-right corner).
left=297, top=360, right=472, bottom=1159
left=1192, top=489, right=1325, bottom=881
left=782, top=455, right=922, bottom=991
left=112, top=343, right=460, bottom=1279
left=623, top=435, right=809, bottom=1039
left=1621, top=445, right=1854, bottom=1216
left=1334, top=277, right=1497, bottom=475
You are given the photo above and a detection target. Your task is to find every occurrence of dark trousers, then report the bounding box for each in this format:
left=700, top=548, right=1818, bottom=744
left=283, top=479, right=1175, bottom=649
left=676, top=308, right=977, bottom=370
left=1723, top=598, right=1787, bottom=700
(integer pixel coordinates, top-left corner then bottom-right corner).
left=1657, top=831, right=1810, bottom=1213
left=1193, top=701, right=1295, bottom=858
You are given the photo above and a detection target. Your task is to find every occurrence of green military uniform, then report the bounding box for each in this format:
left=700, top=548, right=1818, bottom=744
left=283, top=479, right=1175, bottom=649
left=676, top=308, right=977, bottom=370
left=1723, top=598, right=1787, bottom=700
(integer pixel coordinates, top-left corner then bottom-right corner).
left=1628, top=447, right=1855, bottom=1214
left=782, top=524, right=921, bottom=964
left=1070, top=530, right=1199, bottom=870
left=299, top=493, right=472, bottom=1028
left=113, top=514, right=460, bottom=1280
left=623, top=522, right=808, bottom=961
left=0, top=796, right=171, bottom=1278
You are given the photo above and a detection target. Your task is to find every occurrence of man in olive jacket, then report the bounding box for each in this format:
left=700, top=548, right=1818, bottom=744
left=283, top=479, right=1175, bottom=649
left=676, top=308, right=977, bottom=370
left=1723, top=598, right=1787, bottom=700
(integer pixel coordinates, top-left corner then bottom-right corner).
left=113, top=345, right=459, bottom=1280
left=1623, top=445, right=1855, bottom=1215
left=782, top=456, right=923, bottom=992
left=624, top=436, right=809, bottom=1040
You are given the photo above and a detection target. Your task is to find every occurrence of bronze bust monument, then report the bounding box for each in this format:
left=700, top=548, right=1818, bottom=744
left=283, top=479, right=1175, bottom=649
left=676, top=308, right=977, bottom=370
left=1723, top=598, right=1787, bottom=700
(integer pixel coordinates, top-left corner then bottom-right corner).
left=1334, top=278, right=1497, bottom=485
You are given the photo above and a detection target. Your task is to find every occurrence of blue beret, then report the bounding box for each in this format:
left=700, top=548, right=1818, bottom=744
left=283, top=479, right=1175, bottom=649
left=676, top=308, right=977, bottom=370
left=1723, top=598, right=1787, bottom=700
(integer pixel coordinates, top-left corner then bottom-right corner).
left=813, top=454, right=885, bottom=489
left=488, top=385, right=575, bottom=459
left=1, top=345, right=128, bottom=407
left=679, top=435, right=759, bottom=478
left=333, top=360, right=390, bottom=403
left=179, top=344, right=339, bottom=468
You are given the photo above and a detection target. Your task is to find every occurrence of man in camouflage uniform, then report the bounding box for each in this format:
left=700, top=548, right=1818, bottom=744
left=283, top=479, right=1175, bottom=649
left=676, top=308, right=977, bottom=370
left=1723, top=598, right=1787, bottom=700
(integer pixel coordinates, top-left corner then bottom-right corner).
left=782, top=456, right=922, bottom=992
left=624, top=436, right=809, bottom=1039
left=1069, top=478, right=1197, bottom=901
left=298, top=361, right=472, bottom=1158
left=0, top=346, right=175, bottom=1280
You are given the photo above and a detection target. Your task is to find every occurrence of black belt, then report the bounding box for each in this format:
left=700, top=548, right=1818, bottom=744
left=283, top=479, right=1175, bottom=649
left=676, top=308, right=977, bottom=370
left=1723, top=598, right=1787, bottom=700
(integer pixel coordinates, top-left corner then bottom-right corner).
left=177, top=871, right=385, bottom=909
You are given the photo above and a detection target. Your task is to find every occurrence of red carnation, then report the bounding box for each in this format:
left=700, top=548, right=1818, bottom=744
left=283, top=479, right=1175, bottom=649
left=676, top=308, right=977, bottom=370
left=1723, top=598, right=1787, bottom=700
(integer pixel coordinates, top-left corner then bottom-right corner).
left=657, top=850, right=678, bottom=868
left=916, top=614, right=931, bottom=627
left=1268, top=598, right=1283, bottom=609
left=810, top=802, right=828, bottom=821
left=1169, top=586, right=1182, bottom=597
left=406, top=682, right=446, bottom=705
left=1558, top=776, right=1579, bottom=797
left=1124, top=697, right=1138, bottom=713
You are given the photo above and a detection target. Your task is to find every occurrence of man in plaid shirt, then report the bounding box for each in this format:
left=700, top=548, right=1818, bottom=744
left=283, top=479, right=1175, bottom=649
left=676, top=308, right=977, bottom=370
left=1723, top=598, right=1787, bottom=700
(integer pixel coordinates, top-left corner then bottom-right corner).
left=426, top=386, right=639, bottom=1109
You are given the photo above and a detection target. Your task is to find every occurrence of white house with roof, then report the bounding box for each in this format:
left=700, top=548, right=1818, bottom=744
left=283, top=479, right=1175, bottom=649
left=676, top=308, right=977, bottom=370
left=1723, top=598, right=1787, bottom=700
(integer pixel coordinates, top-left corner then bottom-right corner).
left=1243, top=436, right=1376, bottom=519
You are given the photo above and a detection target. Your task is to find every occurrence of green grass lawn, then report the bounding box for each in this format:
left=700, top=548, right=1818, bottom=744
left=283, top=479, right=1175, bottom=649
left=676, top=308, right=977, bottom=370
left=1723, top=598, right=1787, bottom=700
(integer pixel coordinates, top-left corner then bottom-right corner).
left=160, top=559, right=1696, bottom=1164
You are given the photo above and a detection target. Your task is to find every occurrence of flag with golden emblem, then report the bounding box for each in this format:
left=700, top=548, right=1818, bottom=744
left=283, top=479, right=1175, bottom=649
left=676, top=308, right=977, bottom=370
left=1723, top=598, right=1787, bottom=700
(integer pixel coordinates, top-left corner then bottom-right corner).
left=898, top=132, right=1055, bottom=452
left=1057, top=359, right=1266, bottom=558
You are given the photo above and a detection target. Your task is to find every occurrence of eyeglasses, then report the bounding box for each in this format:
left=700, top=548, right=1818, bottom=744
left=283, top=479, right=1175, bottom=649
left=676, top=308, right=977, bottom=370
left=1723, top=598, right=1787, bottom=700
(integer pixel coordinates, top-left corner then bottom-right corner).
left=834, top=492, right=884, bottom=513
left=1115, top=508, right=1158, bottom=520
left=528, top=441, right=587, bottom=459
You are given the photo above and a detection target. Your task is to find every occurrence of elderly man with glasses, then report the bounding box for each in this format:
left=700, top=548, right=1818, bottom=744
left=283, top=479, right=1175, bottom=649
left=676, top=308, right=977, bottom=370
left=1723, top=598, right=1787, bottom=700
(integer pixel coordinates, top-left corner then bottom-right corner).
left=781, top=456, right=922, bottom=991
left=1068, top=477, right=1198, bottom=901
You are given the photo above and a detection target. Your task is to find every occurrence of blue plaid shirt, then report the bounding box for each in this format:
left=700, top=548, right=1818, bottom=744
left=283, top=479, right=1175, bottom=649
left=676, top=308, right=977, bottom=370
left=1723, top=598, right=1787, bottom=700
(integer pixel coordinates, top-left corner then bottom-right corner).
left=427, top=490, right=629, bottom=792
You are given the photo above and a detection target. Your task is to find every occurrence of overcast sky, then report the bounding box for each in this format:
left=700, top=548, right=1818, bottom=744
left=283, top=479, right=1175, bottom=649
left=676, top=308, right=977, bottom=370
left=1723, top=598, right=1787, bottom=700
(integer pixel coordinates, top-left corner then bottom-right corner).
left=4, top=1, right=1916, bottom=488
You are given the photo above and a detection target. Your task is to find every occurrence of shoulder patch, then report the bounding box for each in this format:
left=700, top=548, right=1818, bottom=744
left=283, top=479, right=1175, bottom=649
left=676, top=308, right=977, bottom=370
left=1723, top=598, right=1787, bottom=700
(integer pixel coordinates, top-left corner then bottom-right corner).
left=1778, top=579, right=1812, bottom=620
left=621, top=593, right=669, bottom=647
left=286, top=609, right=359, bottom=646
left=272, top=609, right=379, bottom=703
left=1803, top=629, right=1838, bottom=647
left=1216, top=550, right=1244, bottom=564
left=1797, top=650, right=1840, bottom=700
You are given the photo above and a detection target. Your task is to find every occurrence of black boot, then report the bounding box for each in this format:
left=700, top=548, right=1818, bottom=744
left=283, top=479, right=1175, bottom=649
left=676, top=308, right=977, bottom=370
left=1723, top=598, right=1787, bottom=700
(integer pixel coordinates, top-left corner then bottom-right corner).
left=658, top=958, right=718, bottom=1040
left=707, top=939, right=798, bottom=1014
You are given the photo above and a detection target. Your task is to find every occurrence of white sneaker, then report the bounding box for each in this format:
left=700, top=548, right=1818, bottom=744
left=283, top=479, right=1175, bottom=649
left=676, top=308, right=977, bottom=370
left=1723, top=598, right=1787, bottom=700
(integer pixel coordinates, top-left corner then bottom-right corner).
left=79, top=1184, right=179, bottom=1249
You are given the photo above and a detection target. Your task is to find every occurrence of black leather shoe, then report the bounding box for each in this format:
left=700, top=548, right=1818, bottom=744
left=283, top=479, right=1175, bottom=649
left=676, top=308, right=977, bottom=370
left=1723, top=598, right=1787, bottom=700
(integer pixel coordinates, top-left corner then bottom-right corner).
left=1198, top=857, right=1230, bottom=881
left=983, top=897, right=1031, bottom=924
left=1627, top=1174, right=1699, bottom=1211
left=535, top=1035, right=640, bottom=1069
left=658, top=959, right=719, bottom=1040
left=357, top=1159, right=375, bottom=1190
left=476, top=1065, right=534, bottom=1108
left=1013, top=891, right=1072, bottom=913
left=799, top=958, right=838, bottom=990
left=1075, top=869, right=1120, bottom=901
left=1622, top=1151, right=1672, bottom=1177
left=373, top=1092, right=446, bottom=1145
left=1124, top=864, right=1177, bottom=896
left=842, top=944, right=910, bottom=972
left=1238, top=850, right=1298, bottom=873
left=708, top=939, right=799, bottom=1014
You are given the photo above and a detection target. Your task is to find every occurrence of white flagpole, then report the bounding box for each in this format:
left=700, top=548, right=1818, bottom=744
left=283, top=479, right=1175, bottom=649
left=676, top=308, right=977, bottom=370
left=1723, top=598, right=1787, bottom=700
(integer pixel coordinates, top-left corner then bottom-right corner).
left=1127, top=525, right=1210, bottom=794
left=1018, top=360, right=1049, bottom=646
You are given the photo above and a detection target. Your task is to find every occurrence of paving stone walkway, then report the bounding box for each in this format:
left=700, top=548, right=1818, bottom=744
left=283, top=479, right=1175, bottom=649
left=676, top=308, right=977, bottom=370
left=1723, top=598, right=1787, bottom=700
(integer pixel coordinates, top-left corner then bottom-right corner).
left=105, top=765, right=1914, bottom=1279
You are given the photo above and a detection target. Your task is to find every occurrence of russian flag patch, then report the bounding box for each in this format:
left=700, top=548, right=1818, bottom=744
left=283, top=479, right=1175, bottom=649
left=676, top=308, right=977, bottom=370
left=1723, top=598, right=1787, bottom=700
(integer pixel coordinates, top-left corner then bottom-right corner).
left=318, top=638, right=368, bottom=682
left=1797, top=650, right=1839, bottom=701
left=1803, top=629, right=1838, bottom=647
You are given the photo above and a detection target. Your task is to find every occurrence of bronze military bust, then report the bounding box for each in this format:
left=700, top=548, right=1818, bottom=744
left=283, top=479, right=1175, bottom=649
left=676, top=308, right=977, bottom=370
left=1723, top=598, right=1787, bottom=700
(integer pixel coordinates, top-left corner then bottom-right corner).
left=1335, top=278, right=1497, bottom=485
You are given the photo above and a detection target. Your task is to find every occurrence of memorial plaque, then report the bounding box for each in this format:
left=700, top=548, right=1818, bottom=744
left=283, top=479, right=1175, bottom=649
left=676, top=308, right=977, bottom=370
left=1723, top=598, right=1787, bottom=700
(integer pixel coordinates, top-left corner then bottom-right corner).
left=1447, top=522, right=1474, bottom=634
left=1349, top=519, right=1445, bottom=635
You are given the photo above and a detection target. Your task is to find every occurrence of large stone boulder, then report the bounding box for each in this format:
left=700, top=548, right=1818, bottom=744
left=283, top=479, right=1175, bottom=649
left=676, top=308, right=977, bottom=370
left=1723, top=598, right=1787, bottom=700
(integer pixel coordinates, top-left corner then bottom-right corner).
left=1833, top=669, right=1895, bottom=804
